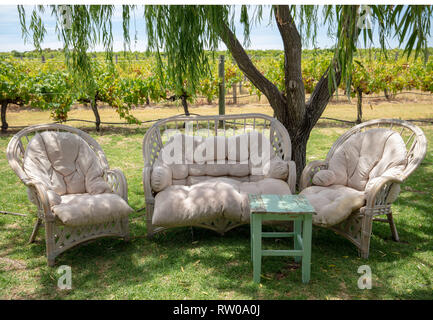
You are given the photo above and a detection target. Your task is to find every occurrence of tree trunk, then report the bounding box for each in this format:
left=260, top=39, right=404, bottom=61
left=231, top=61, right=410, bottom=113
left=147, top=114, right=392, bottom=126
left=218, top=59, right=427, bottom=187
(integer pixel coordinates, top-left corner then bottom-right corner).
left=1, top=101, right=8, bottom=133
left=356, top=87, right=363, bottom=124
left=217, top=5, right=342, bottom=187
left=181, top=94, right=190, bottom=116
left=91, top=97, right=101, bottom=131
left=384, top=88, right=391, bottom=101
left=146, top=96, right=150, bottom=105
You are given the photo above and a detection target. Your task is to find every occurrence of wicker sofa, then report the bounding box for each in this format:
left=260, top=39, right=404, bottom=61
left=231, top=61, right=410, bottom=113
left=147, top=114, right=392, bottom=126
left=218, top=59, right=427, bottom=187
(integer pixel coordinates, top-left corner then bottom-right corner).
left=142, top=113, right=296, bottom=236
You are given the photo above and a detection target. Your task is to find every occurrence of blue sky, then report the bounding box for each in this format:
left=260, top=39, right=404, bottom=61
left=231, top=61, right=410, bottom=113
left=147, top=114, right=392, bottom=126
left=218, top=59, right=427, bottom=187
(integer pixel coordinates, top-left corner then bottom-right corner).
left=0, top=5, right=431, bottom=52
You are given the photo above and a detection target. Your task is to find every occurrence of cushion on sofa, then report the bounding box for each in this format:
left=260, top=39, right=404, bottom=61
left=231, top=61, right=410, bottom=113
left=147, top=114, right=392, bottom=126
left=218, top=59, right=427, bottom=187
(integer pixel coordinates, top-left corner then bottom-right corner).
left=152, top=177, right=291, bottom=227
left=227, top=133, right=249, bottom=162
left=238, top=178, right=291, bottom=195
left=153, top=180, right=250, bottom=227
left=150, top=161, right=172, bottom=192
left=51, top=193, right=133, bottom=227
left=299, top=185, right=365, bottom=227
left=263, top=158, right=289, bottom=180
left=150, top=131, right=290, bottom=193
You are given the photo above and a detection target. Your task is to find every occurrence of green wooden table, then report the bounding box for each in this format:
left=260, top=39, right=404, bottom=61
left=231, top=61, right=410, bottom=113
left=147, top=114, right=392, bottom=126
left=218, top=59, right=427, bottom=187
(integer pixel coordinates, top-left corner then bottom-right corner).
left=248, top=194, right=316, bottom=284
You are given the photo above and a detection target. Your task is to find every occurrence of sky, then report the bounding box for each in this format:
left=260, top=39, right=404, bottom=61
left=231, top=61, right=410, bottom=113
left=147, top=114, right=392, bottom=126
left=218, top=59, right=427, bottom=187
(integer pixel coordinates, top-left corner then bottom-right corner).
left=0, top=5, right=431, bottom=53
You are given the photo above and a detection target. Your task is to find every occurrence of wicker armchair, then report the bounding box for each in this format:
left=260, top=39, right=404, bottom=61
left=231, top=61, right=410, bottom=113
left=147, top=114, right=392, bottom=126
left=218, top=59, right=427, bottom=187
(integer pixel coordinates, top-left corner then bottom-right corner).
left=299, top=119, right=427, bottom=258
left=142, top=113, right=295, bottom=237
left=7, top=124, right=132, bottom=266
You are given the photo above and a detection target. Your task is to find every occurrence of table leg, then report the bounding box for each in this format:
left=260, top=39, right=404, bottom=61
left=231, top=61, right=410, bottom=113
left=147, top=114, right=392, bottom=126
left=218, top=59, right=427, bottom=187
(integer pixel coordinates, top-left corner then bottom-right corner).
left=250, top=215, right=253, bottom=261
left=294, top=219, right=302, bottom=263
left=302, top=215, right=312, bottom=284
left=252, top=214, right=262, bottom=283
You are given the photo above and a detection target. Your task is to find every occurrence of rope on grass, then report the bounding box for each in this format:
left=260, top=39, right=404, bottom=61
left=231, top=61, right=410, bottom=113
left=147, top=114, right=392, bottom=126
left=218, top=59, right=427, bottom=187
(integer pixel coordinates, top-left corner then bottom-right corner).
left=1, top=210, right=27, bottom=217
left=319, top=117, right=356, bottom=124
left=5, top=113, right=201, bottom=129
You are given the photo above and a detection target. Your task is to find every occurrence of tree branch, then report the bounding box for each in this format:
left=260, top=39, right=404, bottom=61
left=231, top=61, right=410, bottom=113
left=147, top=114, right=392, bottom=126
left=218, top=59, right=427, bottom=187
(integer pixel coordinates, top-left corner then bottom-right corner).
left=218, top=23, right=285, bottom=111
left=274, top=5, right=305, bottom=127
left=305, top=66, right=341, bottom=128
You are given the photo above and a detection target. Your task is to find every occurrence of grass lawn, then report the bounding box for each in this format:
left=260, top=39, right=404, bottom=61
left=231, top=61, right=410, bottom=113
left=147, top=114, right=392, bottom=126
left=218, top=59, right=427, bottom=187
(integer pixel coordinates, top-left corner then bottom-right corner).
left=0, top=106, right=432, bottom=300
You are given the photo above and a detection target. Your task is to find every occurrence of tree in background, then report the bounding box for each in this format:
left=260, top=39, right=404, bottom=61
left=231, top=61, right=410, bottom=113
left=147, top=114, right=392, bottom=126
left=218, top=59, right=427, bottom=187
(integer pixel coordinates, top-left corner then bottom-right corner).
left=0, top=60, right=31, bottom=132
left=18, top=5, right=432, bottom=182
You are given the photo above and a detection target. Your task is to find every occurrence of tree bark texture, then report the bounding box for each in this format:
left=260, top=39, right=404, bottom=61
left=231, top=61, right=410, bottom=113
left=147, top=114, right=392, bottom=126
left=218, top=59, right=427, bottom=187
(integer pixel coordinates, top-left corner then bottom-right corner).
left=90, top=96, right=101, bottom=131
left=1, top=101, right=8, bottom=133
left=181, top=94, right=190, bottom=116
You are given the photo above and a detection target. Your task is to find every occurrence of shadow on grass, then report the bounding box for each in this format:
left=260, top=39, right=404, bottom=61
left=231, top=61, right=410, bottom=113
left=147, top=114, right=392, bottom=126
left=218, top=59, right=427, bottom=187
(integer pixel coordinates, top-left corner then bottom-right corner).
left=0, top=195, right=431, bottom=300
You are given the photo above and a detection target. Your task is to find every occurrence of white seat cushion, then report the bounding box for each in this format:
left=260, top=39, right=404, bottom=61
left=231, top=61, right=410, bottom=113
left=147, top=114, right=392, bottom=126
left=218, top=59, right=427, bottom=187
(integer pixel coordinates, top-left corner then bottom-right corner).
left=152, top=177, right=291, bottom=227
left=300, top=185, right=365, bottom=227
left=52, top=193, right=133, bottom=227
left=153, top=179, right=249, bottom=227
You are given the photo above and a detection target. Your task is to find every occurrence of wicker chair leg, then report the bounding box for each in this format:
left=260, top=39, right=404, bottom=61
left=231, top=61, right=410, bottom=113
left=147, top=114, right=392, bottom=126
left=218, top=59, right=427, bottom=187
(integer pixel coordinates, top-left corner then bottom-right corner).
left=122, top=217, right=130, bottom=242
left=45, top=220, right=57, bottom=267
left=359, top=214, right=373, bottom=259
left=28, top=218, right=42, bottom=244
left=146, top=203, right=154, bottom=238
left=146, top=223, right=154, bottom=238
left=387, top=212, right=400, bottom=242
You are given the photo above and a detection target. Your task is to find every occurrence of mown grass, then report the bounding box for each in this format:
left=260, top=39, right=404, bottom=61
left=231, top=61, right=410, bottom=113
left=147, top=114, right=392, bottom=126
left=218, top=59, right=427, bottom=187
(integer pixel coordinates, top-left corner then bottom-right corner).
left=0, top=107, right=432, bottom=300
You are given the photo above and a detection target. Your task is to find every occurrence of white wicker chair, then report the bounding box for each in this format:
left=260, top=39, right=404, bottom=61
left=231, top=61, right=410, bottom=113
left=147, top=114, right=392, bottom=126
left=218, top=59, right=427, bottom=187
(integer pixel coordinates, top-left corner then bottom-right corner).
left=142, top=113, right=295, bottom=237
left=300, top=119, right=427, bottom=258
left=7, top=124, right=131, bottom=266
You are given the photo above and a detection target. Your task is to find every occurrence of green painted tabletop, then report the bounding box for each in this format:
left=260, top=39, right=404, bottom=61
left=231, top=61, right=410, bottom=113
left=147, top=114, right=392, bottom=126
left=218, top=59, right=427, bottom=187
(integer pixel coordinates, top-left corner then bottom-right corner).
left=248, top=194, right=316, bottom=215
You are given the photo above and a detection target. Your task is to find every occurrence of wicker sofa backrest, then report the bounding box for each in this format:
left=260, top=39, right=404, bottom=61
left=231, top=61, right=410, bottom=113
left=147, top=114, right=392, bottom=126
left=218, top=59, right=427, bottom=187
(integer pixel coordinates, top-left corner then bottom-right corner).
left=142, top=113, right=291, bottom=168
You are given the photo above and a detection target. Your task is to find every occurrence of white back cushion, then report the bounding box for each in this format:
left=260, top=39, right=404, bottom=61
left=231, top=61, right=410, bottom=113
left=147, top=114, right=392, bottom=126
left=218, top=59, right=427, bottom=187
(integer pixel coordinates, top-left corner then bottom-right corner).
left=24, top=131, right=111, bottom=195
left=328, top=128, right=407, bottom=191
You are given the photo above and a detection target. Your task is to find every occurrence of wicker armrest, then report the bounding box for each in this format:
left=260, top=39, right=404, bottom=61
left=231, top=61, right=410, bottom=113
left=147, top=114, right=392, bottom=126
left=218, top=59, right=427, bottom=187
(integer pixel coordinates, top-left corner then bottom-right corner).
left=25, top=180, right=56, bottom=222
left=299, top=160, right=328, bottom=191
left=106, top=169, right=129, bottom=202
left=287, top=160, right=296, bottom=194
left=364, top=176, right=404, bottom=208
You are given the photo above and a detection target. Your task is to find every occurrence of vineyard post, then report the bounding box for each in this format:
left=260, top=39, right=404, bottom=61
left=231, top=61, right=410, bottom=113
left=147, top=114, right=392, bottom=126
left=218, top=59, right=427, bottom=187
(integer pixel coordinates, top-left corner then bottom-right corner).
left=41, top=55, right=45, bottom=63
left=232, top=83, right=237, bottom=104
left=115, top=54, right=118, bottom=64
left=218, top=55, right=225, bottom=120
left=356, top=87, right=363, bottom=124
